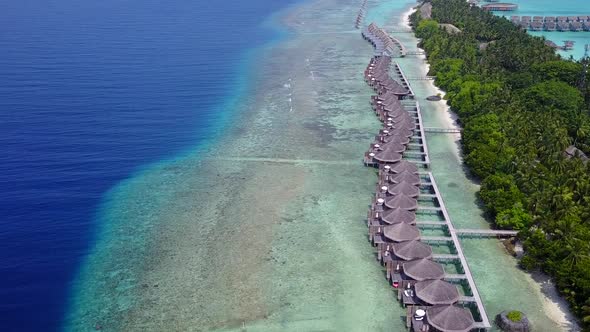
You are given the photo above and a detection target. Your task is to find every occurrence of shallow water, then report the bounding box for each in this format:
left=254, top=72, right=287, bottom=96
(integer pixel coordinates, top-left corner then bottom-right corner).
left=67, top=0, right=580, bottom=331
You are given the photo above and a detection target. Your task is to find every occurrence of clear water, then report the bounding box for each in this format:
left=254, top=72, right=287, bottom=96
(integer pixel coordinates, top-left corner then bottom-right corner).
left=0, top=0, right=297, bottom=331
left=5, top=0, right=578, bottom=330
left=491, top=0, right=590, bottom=59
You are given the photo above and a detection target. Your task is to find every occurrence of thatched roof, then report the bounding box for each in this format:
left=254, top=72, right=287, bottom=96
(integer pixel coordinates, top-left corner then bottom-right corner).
left=373, top=149, right=402, bottom=163
left=389, top=160, right=419, bottom=174
left=378, top=141, right=406, bottom=153
left=383, top=223, right=421, bottom=242
left=379, top=133, right=411, bottom=145
left=390, top=128, right=414, bottom=138
left=389, top=170, right=421, bottom=186
left=381, top=78, right=409, bottom=95
left=390, top=120, right=416, bottom=131
left=415, top=279, right=460, bottom=305
left=427, top=305, right=475, bottom=332
left=381, top=207, right=416, bottom=224
left=403, top=258, right=445, bottom=281
left=384, top=193, right=418, bottom=210
left=393, top=240, right=432, bottom=261
left=387, top=181, right=420, bottom=197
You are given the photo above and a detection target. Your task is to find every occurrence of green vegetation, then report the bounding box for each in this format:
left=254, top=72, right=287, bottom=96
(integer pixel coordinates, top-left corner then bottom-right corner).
left=507, top=310, right=523, bottom=322
left=411, top=0, right=590, bottom=328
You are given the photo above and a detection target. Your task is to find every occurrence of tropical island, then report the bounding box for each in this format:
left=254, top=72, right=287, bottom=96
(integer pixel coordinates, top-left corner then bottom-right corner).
left=411, top=0, right=590, bottom=328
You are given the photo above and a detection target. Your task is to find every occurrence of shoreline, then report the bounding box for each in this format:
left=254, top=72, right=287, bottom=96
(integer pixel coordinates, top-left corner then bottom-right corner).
left=399, top=5, right=580, bottom=331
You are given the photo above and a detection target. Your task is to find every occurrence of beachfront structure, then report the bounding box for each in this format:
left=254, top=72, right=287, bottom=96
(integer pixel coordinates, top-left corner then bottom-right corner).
left=482, top=3, right=518, bottom=11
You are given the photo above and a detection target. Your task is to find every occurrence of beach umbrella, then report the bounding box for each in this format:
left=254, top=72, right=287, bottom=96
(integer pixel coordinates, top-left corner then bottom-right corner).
left=415, top=279, right=460, bottom=305
left=384, top=193, right=418, bottom=210
left=403, top=258, right=445, bottom=281
left=383, top=223, right=421, bottom=242
left=387, top=181, right=420, bottom=197
left=393, top=240, right=432, bottom=261
left=381, top=207, right=416, bottom=224
left=426, top=305, right=475, bottom=332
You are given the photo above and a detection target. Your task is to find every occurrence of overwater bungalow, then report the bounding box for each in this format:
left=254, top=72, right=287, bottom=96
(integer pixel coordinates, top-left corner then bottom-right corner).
left=568, top=16, right=578, bottom=22
left=584, top=21, right=590, bottom=31
left=521, top=15, right=531, bottom=22
left=389, top=170, right=421, bottom=186
left=579, top=16, right=589, bottom=21
left=510, top=15, right=520, bottom=24
left=403, top=258, right=445, bottom=281
left=375, top=132, right=411, bottom=145
left=571, top=21, right=583, bottom=31
left=545, top=16, right=555, bottom=22
left=545, top=21, right=556, bottom=31
left=415, top=279, right=460, bottom=305
left=411, top=305, right=476, bottom=332
left=557, top=16, right=567, bottom=22
left=384, top=193, right=419, bottom=210
left=530, top=21, right=543, bottom=31
left=375, top=141, right=407, bottom=153
left=518, top=21, right=529, bottom=29
left=533, top=16, right=543, bottom=22
left=393, top=240, right=433, bottom=261
left=382, top=160, right=419, bottom=174
left=368, top=148, right=403, bottom=164
left=383, top=223, right=421, bottom=242
left=386, top=181, right=421, bottom=197
left=381, top=207, right=417, bottom=224
left=557, top=21, right=570, bottom=31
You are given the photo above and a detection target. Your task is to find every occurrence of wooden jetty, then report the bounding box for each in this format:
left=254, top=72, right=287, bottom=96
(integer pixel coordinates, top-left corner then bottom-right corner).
left=361, top=26, right=492, bottom=331
left=454, top=229, right=518, bottom=238
left=428, top=173, right=492, bottom=329
left=424, top=127, right=462, bottom=134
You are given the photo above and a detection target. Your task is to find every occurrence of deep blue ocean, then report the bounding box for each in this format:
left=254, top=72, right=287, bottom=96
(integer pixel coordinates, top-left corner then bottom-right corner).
left=0, top=0, right=296, bottom=330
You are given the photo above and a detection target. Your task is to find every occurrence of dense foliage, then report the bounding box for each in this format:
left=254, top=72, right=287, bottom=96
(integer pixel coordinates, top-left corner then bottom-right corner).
left=507, top=310, right=523, bottom=322
left=411, top=0, right=590, bottom=327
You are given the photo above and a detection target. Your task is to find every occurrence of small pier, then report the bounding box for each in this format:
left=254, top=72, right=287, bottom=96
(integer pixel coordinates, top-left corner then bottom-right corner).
left=407, top=76, right=435, bottom=81
left=424, top=127, right=462, bottom=134
left=454, top=229, right=518, bottom=238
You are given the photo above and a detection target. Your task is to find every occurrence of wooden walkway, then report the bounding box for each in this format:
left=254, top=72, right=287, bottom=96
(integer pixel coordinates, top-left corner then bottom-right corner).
left=455, top=229, right=518, bottom=238
left=429, top=173, right=492, bottom=329
left=424, top=127, right=462, bottom=133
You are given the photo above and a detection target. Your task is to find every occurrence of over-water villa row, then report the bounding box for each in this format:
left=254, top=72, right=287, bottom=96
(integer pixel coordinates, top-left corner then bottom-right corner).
left=358, top=21, right=517, bottom=332
left=510, top=15, right=590, bottom=31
